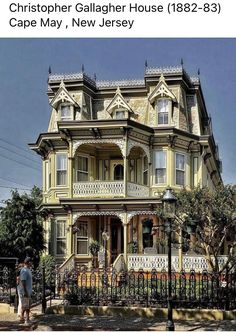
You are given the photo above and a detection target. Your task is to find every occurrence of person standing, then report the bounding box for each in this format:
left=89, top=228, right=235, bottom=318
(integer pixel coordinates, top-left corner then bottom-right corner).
left=19, top=257, right=32, bottom=325
left=16, top=263, right=24, bottom=320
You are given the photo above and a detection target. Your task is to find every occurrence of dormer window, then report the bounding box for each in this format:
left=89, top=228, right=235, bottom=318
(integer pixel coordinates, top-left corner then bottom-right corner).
left=157, top=99, right=169, bottom=125
left=60, top=105, right=72, bottom=121
left=115, top=109, right=126, bottom=119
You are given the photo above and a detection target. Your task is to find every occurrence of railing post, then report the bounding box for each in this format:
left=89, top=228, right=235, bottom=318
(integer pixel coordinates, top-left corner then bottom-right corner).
left=42, top=265, right=47, bottom=313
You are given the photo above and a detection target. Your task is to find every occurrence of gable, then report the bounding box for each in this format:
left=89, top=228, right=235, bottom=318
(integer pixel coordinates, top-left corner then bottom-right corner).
left=106, top=87, right=133, bottom=115
left=148, top=74, right=177, bottom=104
left=50, top=80, right=79, bottom=109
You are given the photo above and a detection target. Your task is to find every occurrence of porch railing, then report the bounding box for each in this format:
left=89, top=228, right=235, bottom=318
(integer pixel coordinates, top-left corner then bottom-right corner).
left=128, top=254, right=229, bottom=272
left=127, top=182, right=149, bottom=197
left=73, top=181, right=149, bottom=198
left=73, top=181, right=124, bottom=197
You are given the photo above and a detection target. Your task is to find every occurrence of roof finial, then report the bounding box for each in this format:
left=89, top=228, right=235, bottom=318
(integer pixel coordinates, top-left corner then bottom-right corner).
left=81, top=64, right=85, bottom=73
left=198, top=68, right=201, bottom=76
left=48, top=66, right=52, bottom=74
left=145, top=60, right=148, bottom=68
left=94, top=73, right=97, bottom=81
left=181, top=58, right=184, bottom=68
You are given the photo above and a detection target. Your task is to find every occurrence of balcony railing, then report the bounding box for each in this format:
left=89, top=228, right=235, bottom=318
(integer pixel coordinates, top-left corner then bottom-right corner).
left=73, top=181, right=149, bottom=198
left=128, top=254, right=228, bottom=272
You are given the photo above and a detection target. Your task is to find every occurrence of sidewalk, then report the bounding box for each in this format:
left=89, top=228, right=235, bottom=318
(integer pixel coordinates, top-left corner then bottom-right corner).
left=0, top=302, right=236, bottom=331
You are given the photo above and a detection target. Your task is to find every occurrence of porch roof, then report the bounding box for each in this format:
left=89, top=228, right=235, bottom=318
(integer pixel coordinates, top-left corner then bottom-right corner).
left=39, top=197, right=162, bottom=215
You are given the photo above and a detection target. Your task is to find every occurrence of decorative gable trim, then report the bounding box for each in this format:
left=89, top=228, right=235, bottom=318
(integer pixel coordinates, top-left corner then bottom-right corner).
left=106, top=87, right=133, bottom=115
left=50, top=80, right=79, bottom=109
left=148, top=74, right=177, bottom=104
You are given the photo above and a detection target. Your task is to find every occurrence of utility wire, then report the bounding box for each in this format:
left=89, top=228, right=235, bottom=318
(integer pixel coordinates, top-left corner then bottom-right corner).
left=0, top=145, right=40, bottom=165
left=0, top=137, right=39, bottom=159
left=0, top=153, right=41, bottom=172
left=0, top=185, right=31, bottom=191
left=0, top=176, right=32, bottom=189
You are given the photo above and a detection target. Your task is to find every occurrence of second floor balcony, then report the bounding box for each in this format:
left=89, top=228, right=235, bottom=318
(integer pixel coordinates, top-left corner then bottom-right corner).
left=73, top=181, right=149, bottom=198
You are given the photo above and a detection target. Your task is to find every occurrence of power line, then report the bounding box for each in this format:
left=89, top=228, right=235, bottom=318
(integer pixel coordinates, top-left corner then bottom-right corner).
left=0, top=185, right=31, bottom=191
left=0, top=153, right=41, bottom=172
left=0, top=145, right=40, bottom=165
left=0, top=137, right=39, bottom=159
left=0, top=176, right=32, bottom=189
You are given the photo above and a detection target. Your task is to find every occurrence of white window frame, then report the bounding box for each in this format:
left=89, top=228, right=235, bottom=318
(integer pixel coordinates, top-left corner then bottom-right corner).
left=76, top=220, right=89, bottom=255
left=56, top=153, right=68, bottom=186
left=157, top=99, right=170, bottom=126
left=175, top=152, right=186, bottom=186
left=60, top=104, right=73, bottom=121
left=154, top=150, right=167, bottom=185
left=56, top=220, right=66, bottom=255
left=77, top=155, right=89, bottom=182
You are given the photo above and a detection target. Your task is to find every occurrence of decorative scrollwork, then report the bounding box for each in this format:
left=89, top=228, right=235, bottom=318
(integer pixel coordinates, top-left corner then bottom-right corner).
left=73, top=139, right=125, bottom=157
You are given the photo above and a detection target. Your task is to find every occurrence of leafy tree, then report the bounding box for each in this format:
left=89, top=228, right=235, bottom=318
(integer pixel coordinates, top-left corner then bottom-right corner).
left=175, top=185, right=236, bottom=273
left=0, top=186, right=45, bottom=267
left=38, top=254, right=56, bottom=287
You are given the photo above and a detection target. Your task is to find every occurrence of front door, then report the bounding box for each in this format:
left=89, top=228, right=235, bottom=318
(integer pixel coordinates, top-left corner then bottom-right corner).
left=110, top=218, right=123, bottom=263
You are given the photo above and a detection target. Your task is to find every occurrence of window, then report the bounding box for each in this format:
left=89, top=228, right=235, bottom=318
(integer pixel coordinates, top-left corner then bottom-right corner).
left=157, top=99, right=169, bottom=125
left=56, top=220, right=66, bottom=255
left=77, top=156, right=89, bottom=181
left=114, top=164, right=124, bottom=180
left=116, top=110, right=125, bottom=119
left=77, top=221, right=88, bottom=255
left=56, top=154, right=67, bottom=186
left=142, top=219, right=153, bottom=249
left=154, top=151, right=167, bottom=184
left=61, top=105, right=72, bottom=121
left=143, top=156, right=148, bottom=185
left=176, top=153, right=185, bottom=186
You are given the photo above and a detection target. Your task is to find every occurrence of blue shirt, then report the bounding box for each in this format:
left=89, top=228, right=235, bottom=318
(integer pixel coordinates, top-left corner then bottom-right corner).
left=19, top=267, right=32, bottom=297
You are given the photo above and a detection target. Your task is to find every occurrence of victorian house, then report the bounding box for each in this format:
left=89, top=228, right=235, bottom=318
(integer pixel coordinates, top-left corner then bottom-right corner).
left=29, top=65, right=222, bottom=271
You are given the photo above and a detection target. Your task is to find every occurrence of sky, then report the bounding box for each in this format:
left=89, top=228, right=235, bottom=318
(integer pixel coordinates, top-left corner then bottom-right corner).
left=0, top=38, right=235, bottom=203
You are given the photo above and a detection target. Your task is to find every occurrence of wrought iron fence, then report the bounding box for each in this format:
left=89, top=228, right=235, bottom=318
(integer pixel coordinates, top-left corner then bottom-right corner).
left=57, top=267, right=236, bottom=310
left=0, top=265, right=54, bottom=311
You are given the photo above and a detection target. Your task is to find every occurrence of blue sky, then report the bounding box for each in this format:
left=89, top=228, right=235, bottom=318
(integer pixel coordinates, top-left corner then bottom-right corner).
left=0, top=38, right=235, bottom=202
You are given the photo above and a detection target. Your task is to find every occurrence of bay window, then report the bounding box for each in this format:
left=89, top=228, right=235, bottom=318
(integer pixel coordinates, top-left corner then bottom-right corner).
left=56, top=220, right=66, bottom=255
left=154, top=151, right=167, bottom=184
left=176, top=153, right=185, bottom=186
left=56, top=154, right=67, bottom=186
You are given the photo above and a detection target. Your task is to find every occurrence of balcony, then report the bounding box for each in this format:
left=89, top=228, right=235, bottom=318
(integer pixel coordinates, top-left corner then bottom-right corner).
left=73, top=181, right=149, bottom=198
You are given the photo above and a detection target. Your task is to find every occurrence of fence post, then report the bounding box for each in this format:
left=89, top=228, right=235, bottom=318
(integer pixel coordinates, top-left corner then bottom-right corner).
left=42, top=265, right=47, bottom=313
left=225, top=268, right=230, bottom=311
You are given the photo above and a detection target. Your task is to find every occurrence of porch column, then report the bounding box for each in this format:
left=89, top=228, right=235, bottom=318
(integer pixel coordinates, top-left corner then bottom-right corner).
left=123, top=213, right=129, bottom=264
left=68, top=141, right=73, bottom=197
left=123, top=128, right=129, bottom=197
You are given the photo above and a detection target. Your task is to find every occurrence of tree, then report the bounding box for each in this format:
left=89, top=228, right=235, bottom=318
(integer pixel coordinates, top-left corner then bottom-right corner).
left=0, top=186, right=45, bottom=267
left=175, top=185, right=236, bottom=273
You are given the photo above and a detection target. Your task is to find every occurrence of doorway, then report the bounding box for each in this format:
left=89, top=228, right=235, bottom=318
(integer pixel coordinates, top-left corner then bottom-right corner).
left=110, top=218, right=123, bottom=263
